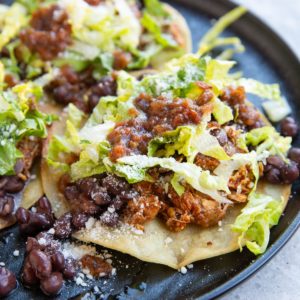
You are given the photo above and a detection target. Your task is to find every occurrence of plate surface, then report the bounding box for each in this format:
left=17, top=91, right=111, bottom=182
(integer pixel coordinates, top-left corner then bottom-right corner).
left=1, top=0, right=300, bottom=299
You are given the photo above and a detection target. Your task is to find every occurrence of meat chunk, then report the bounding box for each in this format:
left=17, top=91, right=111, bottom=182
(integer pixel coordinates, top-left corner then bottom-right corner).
left=167, top=188, right=227, bottom=228
left=160, top=205, right=192, bottom=232
left=228, top=165, right=255, bottom=203
left=123, top=195, right=161, bottom=230
left=20, top=5, right=72, bottom=61
left=194, top=153, right=220, bottom=172
left=220, top=86, right=265, bottom=129
left=17, top=137, right=42, bottom=178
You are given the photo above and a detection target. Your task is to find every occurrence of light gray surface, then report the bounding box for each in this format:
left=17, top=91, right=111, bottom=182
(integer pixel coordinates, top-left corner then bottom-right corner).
left=221, top=1, right=300, bottom=299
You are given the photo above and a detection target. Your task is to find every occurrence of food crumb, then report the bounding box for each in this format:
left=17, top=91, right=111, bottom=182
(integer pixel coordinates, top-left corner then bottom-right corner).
left=218, top=221, right=222, bottom=227
left=47, top=228, right=55, bottom=235
left=164, top=237, right=173, bottom=245
left=13, top=250, right=20, bottom=257
left=187, top=264, right=194, bottom=269
left=207, top=241, right=213, bottom=246
left=179, top=266, right=187, bottom=274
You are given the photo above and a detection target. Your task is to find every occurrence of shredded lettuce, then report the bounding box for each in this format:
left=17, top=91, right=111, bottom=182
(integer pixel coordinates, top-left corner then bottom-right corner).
left=59, top=0, right=141, bottom=53
left=143, top=0, right=168, bottom=17
left=198, top=6, right=247, bottom=59
left=47, top=104, right=85, bottom=171
left=141, top=12, right=177, bottom=48
left=0, top=3, right=28, bottom=51
left=212, top=98, right=233, bottom=125
left=117, top=155, right=231, bottom=203
left=246, top=126, right=291, bottom=159
left=232, top=192, right=284, bottom=255
left=70, top=141, right=110, bottom=181
left=0, top=81, right=52, bottom=175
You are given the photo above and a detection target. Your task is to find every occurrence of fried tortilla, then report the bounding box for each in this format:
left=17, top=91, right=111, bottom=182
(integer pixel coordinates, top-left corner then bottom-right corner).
left=41, top=108, right=292, bottom=269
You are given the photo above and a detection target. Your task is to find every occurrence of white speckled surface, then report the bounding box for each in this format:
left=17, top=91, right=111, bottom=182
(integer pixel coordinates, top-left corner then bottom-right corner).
left=221, top=1, right=300, bottom=299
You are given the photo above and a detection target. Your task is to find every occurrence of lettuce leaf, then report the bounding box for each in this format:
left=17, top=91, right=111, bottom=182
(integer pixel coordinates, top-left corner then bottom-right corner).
left=198, top=6, right=247, bottom=59
left=117, top=155, right=231, bottom=203
left=148, top=120, right=230, bottom=163
left=143, top=0, right=168, bottom=17
left=212, top=98, right=233, bottom=125
left=246, top=126, right=291, bottom=159
left=141, top=12, right=177, bottom=48
left=0, top=81, right=52, bottom=175
left=0, top=140, right=23, bottom=175
left=46, top=104, right=85, bottom=171
left=140, top=54, right=207, bottom=97
left=232, top=192, right=284, bottom=255
left=70, top=141, right=110, bottom=181
left=60, top=0, right=141, bottom=52
left=0, top=3, right=28, bottom=51
left=85, top=71, right=138, bottom=127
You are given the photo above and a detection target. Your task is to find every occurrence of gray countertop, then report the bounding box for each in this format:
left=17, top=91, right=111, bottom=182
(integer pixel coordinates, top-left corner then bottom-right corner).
left=221, top=1, right=300, bottom=299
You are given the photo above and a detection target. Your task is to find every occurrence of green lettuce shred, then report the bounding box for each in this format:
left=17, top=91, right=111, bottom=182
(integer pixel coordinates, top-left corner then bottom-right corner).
left=198, top=6, right=247, bottom=59
left=0, top=81, right=53, bottom=175
left=117, top=155, right=230, bottom=203
left=232, top=192, right=284, bottom=255
left=246, top=126, right=291, bottom=159
left=0, top=3, right=28, bottom=51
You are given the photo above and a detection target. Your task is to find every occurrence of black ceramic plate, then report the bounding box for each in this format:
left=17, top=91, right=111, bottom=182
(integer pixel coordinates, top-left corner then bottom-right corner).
left=1, top=0, right=300, bottom=299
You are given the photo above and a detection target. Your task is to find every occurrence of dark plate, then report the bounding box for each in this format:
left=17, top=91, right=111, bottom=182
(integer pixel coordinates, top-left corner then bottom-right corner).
left=1, top=0, right=300, bottom=299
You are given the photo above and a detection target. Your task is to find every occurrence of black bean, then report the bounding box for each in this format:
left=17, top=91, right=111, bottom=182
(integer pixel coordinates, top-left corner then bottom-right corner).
left=72, top=212, right=88, bottom=230
left=265, top=168, right=281, bottom=184
left=18, top=212, right=54, bottom=236
left=100, top=211, right=119, bottom=227
left=280, top=162, right=299, bottom=184
left=36, top=196, right=53, bottom=215
left=54, top=212, right=73, bottom=239
left=22, top=258, right=39, bottom=286
left=0, top=194, right=14, bottom=217
left=77, top=177, right=98, bottom=196
left=0, top=267, right=17, bottom=297
left=280, top=117, right=299, bottom=137
left=90, top=185, right=111, bottom=206
left=26, top=237, right=41, bottom=253
left=63, top=259, right=77, bottom=280
left=15, top=207, right=30, bottom=224
left=266, top=155, right=285, bottom=169
left=3, top=176, right=25, bottom=193
left=40, top=272, right=63, bottom=296
left=29, top=249, right=52, bottom=279
left=51, top=251, right=65, bottom=272
left=64, top=185, right=79, bottom=202
left=288, top=147, right=300, bottom=165
left=102, top=174, right=129, bottom=196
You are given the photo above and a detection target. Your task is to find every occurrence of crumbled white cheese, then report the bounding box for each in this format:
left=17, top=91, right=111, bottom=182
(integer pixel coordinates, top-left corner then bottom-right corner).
left=108, top=207, right=115, bottom=213
left=164, top=237, right=173, bottom=245
left=48, top=228, right=55, bottom=235
left=111, top=268, right=117, bottom=276
left=0, top=262, right=5, bottom=266
left=218, top=221, right=222, bottom=227
left=38, top=238, right=47, bottom=245
left=187, top=264, right=194, bottom=269
left=85, top=217, right=96, bottom=230
left=62, top=242, right=97, bottom=260
left=179, top=266, right=187, bottom=274
left=13, top=250, right=20, bottom=257
left=75, top=276, right=88, bottom=287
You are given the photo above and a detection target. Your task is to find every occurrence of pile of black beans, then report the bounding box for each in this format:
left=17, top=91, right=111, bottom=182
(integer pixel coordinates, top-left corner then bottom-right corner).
left=15, top=197, right=77, bottom=296
left=264, top=117, right=300, bottom=184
